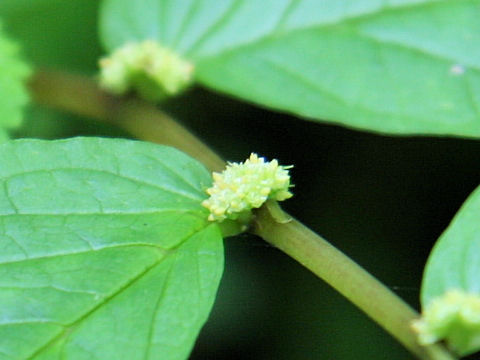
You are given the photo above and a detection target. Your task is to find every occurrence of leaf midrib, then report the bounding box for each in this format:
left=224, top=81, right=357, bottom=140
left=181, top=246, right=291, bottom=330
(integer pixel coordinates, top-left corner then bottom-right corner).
left=24, top=253, right=164, bottom=360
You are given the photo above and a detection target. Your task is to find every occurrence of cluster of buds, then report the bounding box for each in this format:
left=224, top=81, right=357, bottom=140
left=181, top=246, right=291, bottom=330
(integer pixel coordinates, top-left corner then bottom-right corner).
left=99, top=40, right=193, bottom=101
left=0, top=23, right=31, bottom=140
left=412, top=289, right=480, bottom=355
left=202, top=153, right=293, bottom=222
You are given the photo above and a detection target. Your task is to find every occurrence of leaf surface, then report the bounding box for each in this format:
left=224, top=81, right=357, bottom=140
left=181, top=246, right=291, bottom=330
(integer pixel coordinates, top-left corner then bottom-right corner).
left=421, top=185, right=480, bottom=307
left=100, top=0, right=480, bottom=137
left=0, top=138, right=223, bottom=360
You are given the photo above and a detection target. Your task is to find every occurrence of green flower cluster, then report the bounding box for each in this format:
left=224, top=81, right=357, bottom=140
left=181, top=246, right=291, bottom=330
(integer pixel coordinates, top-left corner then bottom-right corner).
left=99, top=40, right=193, bottom=101
left=202, top=153, right=293, bottom=222
left=412, top=289, right=480, bottom=355
left=0, top=24, right=31, bottom=141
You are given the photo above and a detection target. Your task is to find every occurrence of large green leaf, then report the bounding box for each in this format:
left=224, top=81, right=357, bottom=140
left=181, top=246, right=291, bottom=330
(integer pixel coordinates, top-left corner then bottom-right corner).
left=0, top=23, right=30, bottom=140
left=100, top=0, right=480, bottom=137
left=0, top=138, right=223, bottom=360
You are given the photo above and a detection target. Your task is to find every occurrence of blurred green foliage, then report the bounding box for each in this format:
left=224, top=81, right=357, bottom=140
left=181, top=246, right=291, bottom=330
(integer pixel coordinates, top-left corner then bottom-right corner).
left=0, top=22, right=30, bottom=140
left=1, top=0, right=108, bottom=141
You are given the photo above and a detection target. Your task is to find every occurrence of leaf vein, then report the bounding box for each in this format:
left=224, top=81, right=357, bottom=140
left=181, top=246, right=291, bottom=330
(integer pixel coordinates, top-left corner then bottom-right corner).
left=186, top=0, right=243, bottom=56
left=3, top=167, right=203, bottom=204
left=144, top=252, right=177, bottom=360
left=24, top=225, right=207, bottom=359
left=24, top=258, right=163, bottom=360
left=0, top=209, right=204, bottom=217
left=0, top=243, right=166, bottom=266
left=194, top=0, right=469, bottom=63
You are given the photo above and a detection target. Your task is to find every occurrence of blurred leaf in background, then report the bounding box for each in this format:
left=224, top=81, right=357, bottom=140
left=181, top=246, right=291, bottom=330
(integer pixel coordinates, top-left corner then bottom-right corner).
left=101, top=0, right=480, bottom=137
left=0, top=0, right=107, bottom=140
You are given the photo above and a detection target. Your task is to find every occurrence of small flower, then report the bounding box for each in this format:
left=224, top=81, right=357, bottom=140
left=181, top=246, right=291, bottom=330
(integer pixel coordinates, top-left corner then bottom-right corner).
left=412, top=289, right=480, bottom=355
left=99, top=40, right=193, bottom=101
left=202, top=153, right=293, bottom=222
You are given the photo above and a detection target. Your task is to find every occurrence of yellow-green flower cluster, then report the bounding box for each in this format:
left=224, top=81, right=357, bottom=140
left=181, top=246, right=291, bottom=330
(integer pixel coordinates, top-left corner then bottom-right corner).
left=0, top=22, right=31, bottom=141
left=412, top=289, right=480, bottom=355
left=99, top=40, right=193, bottom=101
left=202, top=153, right=293, bottom=222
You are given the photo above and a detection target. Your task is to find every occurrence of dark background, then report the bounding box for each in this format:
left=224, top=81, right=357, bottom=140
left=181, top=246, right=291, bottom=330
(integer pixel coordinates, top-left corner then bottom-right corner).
left=2, top=1, right=480, bottom=359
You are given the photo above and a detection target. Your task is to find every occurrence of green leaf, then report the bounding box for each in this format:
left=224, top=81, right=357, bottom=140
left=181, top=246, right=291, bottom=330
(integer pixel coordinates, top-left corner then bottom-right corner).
left=100, top=0, right=480, bottom=137
left=420, top=185, right=480, bottom=354
left=0, top=138, right=223, bottom=360
left=0, top=22, right=30, bottom=140
left=421, top=185, right=480, bottom=306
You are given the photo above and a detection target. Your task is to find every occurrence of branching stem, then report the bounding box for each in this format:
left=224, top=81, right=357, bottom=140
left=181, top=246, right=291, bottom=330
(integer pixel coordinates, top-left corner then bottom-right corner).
left=28, top=69, right=457, bottom=360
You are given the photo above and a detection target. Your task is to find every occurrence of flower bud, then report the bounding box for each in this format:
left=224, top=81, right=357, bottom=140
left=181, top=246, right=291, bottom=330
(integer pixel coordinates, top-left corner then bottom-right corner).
left=99, top=40, right=193, bottom=101
left=202, top=153, right=293, bottom=222
left=412, top=289, right=480, bottom=355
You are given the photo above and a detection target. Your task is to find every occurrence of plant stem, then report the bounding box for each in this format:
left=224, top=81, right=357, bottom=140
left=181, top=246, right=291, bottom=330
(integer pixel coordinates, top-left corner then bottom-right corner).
left=28, top=69, right=457, bottom=360
left=29, top=70, right=225, bottom=173
left=253, top=201, right=456, bottom=360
